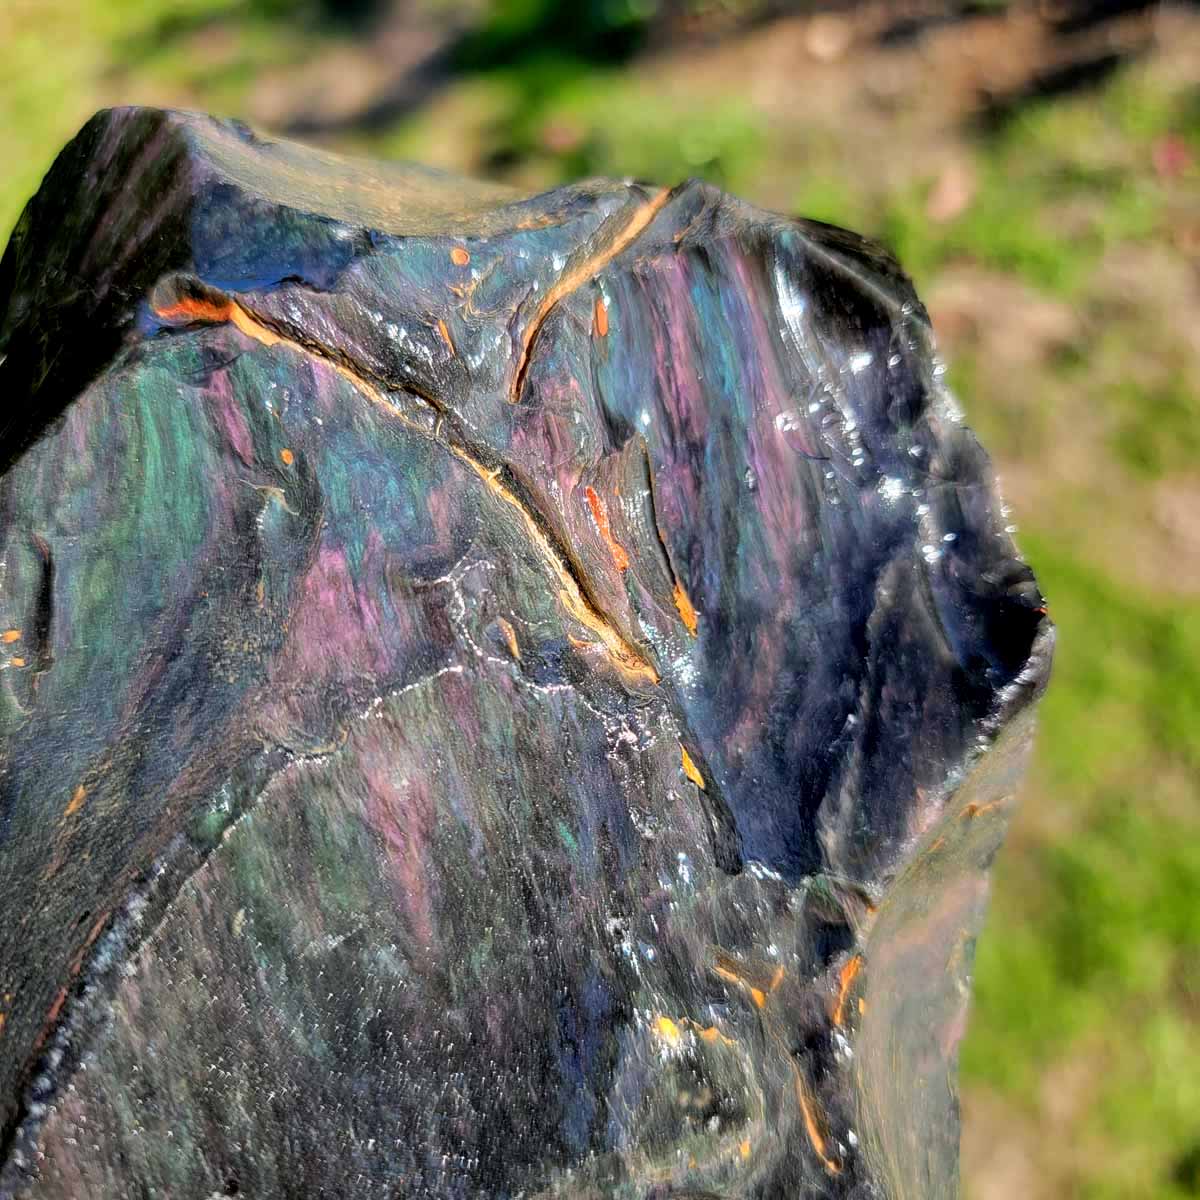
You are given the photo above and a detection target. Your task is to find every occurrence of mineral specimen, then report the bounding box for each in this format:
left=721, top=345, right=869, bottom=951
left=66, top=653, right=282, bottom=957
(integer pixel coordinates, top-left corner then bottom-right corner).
left=0, top=108, right=1052, bottom=1198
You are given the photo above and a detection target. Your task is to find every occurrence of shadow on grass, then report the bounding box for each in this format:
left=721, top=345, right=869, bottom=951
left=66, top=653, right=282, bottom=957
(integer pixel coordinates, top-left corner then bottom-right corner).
left=102, top=0, right=1188, bottom=183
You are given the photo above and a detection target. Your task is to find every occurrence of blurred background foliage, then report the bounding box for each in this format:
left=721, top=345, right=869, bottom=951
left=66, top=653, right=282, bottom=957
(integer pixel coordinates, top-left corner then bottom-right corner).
left=2, top=1, right=1198, bottom=1196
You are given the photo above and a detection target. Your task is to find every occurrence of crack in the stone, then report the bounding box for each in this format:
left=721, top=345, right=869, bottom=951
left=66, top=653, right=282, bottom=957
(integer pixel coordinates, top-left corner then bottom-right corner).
left=153, top=280, right=745, bottom=878
left=640, top=436, right=699, bottom=637
left=212, top=291, right=746, bottom=876
left=509, top=185, right=673, bottom=407
left=0, top=264, right=751, bottom=1175
left=155, top=286, right=659, bottom=688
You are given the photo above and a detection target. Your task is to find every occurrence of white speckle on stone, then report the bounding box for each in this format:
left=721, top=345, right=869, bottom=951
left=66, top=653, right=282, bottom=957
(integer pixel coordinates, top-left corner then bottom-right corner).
left=773, top=262, right=808, bottom=336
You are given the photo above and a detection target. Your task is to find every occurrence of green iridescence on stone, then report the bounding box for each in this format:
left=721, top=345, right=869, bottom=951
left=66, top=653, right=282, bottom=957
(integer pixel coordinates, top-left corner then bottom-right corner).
left=0, top=108, right=1051, bottom=1199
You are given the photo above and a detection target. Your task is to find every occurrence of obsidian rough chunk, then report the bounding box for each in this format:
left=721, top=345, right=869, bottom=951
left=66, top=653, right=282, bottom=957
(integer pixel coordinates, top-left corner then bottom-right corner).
left=0, top=108, right=1052, bottom=1199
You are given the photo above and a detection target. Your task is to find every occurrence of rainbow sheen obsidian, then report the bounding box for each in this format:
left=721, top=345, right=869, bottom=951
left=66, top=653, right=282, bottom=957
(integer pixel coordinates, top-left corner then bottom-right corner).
left=0, top=108, right=1052, bottom=1199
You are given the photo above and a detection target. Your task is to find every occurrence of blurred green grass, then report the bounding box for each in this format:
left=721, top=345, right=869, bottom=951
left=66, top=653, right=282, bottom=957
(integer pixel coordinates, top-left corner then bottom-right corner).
left=2, top=2, right=1199, bottom=1197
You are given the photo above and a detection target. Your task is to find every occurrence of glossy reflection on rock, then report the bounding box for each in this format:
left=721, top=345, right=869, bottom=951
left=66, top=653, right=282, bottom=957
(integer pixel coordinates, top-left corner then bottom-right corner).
left=0, top=108, right=1052, bottom=1200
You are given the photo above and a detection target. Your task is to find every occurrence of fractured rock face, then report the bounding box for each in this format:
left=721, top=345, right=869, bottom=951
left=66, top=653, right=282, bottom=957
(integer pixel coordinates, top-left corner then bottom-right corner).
left=0, top=107, right=1052, bottom=1199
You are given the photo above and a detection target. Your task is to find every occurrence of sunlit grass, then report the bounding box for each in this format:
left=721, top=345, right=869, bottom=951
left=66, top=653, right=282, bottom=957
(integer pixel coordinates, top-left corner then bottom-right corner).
left=966, top=533, right=1200, bottom=1195
left=0, top=0, right=336, bottom=242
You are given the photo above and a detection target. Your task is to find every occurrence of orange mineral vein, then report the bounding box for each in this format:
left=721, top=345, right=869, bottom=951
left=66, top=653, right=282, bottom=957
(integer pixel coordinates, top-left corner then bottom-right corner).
left=510, top=187, right=671, bottom=405
left=153, top=290, right=658, bottom=688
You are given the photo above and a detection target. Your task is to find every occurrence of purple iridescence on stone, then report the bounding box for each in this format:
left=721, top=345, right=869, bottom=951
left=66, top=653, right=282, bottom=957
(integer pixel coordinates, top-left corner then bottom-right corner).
left=0, top=108, right=1051, bottom=1199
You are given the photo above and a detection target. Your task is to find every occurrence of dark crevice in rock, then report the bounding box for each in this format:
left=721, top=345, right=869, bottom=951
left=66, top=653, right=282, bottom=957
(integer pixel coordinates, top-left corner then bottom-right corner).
left=510, top=183, right=673, bottom=406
